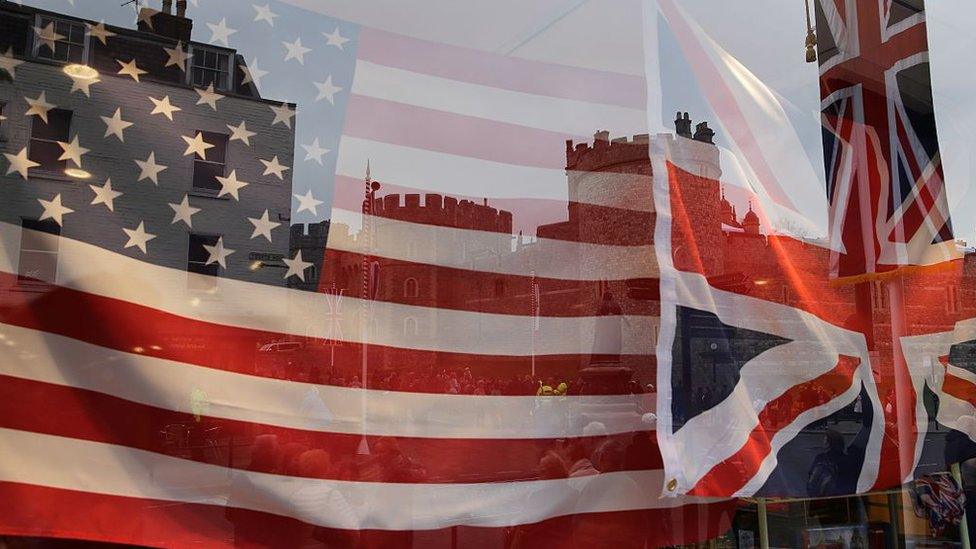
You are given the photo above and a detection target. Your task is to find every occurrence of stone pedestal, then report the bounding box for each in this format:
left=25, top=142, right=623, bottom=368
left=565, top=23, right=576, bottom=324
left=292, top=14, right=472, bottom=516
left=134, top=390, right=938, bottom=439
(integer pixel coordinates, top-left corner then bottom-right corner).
left=576, top=363, right=644, bottom=433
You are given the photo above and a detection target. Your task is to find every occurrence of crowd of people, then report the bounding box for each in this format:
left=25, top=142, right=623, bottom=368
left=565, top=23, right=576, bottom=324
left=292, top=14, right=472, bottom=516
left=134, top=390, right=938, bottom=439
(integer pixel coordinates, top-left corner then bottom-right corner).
left=313, top=364, right=654, bottom=397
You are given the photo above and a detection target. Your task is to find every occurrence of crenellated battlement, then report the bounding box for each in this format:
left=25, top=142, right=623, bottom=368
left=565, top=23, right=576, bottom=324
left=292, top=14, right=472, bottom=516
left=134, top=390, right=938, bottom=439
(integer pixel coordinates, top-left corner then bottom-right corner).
left=290, top=219, right=331, bottom=241
left=566, top=114, right=719, bottom=173
left=565, top=130, right=651, bottom=172
left=371, top=191, right=513, bottom=234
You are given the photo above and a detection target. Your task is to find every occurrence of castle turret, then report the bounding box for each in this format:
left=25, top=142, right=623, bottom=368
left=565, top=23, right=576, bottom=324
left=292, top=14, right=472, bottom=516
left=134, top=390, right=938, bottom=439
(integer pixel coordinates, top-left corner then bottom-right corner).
left=742, top=202, right=761, bottom=235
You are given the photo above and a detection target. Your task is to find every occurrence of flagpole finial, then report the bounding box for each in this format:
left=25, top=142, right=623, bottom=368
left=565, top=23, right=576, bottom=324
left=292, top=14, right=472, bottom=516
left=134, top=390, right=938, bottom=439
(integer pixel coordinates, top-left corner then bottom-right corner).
left=804, top=0, right=817, bottom=63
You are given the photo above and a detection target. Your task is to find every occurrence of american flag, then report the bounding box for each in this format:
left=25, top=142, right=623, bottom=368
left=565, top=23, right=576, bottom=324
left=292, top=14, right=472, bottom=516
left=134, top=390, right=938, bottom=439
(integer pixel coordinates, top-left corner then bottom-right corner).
left=652, top=0, right=976, bottom=499
left=0, top=0, right=734, bottom=546
left=817, top=0, right=958, bottom=281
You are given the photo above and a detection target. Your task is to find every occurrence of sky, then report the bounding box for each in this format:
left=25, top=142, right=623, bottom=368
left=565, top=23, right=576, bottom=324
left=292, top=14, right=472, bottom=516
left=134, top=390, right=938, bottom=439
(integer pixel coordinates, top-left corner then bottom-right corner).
left=15, top=0, right=976, bottom=244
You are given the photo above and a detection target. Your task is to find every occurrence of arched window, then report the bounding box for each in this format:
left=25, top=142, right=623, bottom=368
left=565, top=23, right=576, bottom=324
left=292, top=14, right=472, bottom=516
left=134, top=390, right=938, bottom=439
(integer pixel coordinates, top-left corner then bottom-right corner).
left=403, top=316, right=418, bottom=336
left=403, top=277, right=419, bottom=298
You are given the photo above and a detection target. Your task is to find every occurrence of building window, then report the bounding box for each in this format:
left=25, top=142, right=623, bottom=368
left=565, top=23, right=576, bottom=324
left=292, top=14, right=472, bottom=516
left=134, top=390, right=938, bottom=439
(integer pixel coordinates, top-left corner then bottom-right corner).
left=33, top=15, right=87, bottom=63
left=403, top=316, right=418, bottom=337
left=403, top=277, right=419, bottom=298
left=18, top=218, right=60, bottom=284
left=189, top=46, right=231, bottom=90
left=871, top=281, right=888, bottom=311
left=28, top=108, right=72, bottom=174
left=192, top=131, right=228, bottom=192
left=948, top=286, right=962, bottom=314
left=187, top=233, right=219, bottom=291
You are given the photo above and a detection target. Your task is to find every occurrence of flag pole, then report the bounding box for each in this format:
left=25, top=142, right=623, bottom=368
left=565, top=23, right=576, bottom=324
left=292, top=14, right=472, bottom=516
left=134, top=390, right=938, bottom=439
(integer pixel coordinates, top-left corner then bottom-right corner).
left=951, top=461, right=972, bottom=549
left=358, top=161, right=376, bottom=455
left=886, top=275, right=928, bottom=534
left=531, top=269, right=539, bottom=379
left=757, top=498, right=770, bottom=549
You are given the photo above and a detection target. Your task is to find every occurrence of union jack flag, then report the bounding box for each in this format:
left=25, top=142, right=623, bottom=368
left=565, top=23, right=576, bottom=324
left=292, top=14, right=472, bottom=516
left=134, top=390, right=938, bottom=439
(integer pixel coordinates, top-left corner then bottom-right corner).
left=651, top=0, right=976, bottom=499
left=817, top=0, right=958, bottom=281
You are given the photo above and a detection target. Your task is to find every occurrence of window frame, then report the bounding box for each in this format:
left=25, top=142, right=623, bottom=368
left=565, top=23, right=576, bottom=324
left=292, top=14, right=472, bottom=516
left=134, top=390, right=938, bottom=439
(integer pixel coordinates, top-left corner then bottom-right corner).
left=187, top=45, right=232, bottom=91
left=27, top=108, right=73, bottom=175
left=190, top=130, right=229, bottom=194
left=403, top=316, right=419, bottom=337
left=871, top=281, right=888, bottom=311
left=186, top=232, right=221, bottom=292
left=947, top=285, right=962, bottom=314
left=17, top=217, right=61, bottom=285
left=32, top=14, right=89, bottom=64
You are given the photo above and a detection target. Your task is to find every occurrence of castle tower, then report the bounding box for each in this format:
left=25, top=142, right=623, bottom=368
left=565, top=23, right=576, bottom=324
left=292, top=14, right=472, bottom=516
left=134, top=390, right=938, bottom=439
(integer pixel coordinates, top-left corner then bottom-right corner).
left=553, top=115, right=723, bottom=390
left=742, top=202, right=761, bottom=235
left=665, top=116, right=725, bottom=275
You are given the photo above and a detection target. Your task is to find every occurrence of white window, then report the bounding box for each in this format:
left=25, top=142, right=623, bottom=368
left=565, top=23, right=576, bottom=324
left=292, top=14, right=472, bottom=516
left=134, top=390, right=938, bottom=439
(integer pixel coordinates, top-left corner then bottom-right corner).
left=191, top=131, right=228, bottom=193
left=189, top=46, right=231, bottom=90
left=33, top=15, right=87, bottom=63
left=28, top=108, right=72, bottom=174
left=187, top=233, right=220, bottom=292
left=18, top=218, right=60, bottom=284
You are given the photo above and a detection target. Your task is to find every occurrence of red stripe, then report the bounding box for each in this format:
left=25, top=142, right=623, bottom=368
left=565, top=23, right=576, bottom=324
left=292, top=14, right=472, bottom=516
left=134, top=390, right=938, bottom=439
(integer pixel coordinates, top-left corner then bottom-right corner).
left=0, top=481, right=735, bottom=548
left=322, top=248, right=659, bottom=316
left=943, top=370, right=976, bottom=409
left=355, top=26, right=646, bottom=110
left=0, top=375, right=663, bottom=484
left=331, top=176, right=654, bottom=246
left=0, top=271, right=650, bottom=394
left=345, top=95, right=578, bottom=169
left=689, top=355, right=860, bottom=496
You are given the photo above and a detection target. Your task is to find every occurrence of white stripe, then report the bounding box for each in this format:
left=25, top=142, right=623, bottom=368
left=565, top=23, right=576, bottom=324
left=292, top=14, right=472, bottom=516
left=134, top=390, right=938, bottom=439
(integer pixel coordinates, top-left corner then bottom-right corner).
left=330, top=208, right=658, bottom=281
left=936, top=389, right=976, bottom=442
left=336, top=135, right=655, bottom=211
left=0, top=428, right=720, bottom=530
left=352, top=60, right=647, bottom=137
left=0, top=221, right=654, bottom=357
left=0, top=322, right=652, bottom=439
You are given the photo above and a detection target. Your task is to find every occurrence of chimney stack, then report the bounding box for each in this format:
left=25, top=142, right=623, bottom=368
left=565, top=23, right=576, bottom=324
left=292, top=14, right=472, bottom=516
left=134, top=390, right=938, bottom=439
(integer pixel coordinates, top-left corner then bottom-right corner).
left=674, top=111, right=693, bottom=138
left=138, top=0, right=193, bottom=42
left=693, top=121, right=715, bottom=144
